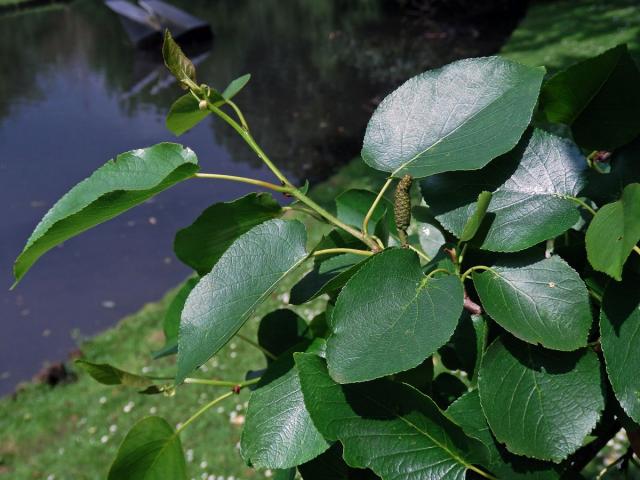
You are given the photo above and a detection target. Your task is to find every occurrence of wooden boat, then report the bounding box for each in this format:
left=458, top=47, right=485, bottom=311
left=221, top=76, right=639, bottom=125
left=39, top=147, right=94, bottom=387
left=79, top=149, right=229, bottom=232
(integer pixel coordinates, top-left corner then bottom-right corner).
left=105, top=0, right=212, bottom=48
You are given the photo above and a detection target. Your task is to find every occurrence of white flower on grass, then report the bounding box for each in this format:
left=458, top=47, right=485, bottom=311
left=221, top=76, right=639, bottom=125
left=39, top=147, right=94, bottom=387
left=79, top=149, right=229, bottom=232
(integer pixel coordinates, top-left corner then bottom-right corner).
left=216, top=406, right=225, bottom=414
left=230, top=351, right=237, bottom=359
left=109, top=424, right=117, bottom=433
left=123, top=401, right=135, bottom=413
left=264, top=470, right=273, bottom=478
left=100, top=435, right=109, bottom=444
left=200, top=461, right=208, bottom=469
left=99, top=396, right=107, bottom=405
left=186, top=449, right=194, bottom=462
left=149, top=406, right=157, bottom=414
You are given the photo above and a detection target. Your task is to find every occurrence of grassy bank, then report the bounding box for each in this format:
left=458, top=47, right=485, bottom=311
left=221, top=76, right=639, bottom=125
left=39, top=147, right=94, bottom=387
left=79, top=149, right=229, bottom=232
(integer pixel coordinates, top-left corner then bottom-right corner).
left=2, top=0, right=639, bottom=478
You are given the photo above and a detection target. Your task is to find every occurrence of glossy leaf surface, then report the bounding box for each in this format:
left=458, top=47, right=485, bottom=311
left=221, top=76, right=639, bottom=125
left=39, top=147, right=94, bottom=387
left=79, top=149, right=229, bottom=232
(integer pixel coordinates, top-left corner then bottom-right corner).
left=241, top=344, right=329, bottom=469
left=296, top=353, right=486, bottom=480
left=421, top=129, right=587, bottom=252
left=174, top=193, right=282, bottom=275
left=600, top=279, right=640, bottom=423
left=362, top=56, right=544, bottom=178
left=166, top=94, right=210, bottom=136
left=327, top=248, right=463, bottom=383
left=474, top=256, right=592, bottom=351
left=222, top=73, right=251, bottom=99
left=14, top=143, right=198, bottom=284
left=447, top=391, right=559, bottom=479
left=177, top=219, right=307, bottom=383
left=108, top=416, right=186, bottom=480
left=585, top=183, right=640, bottom=280
left=478, top=337, right=604, bottom=462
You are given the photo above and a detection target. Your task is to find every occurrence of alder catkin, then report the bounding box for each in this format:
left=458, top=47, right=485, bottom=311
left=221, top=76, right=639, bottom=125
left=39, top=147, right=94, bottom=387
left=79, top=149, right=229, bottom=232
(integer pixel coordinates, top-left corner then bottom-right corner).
left=394, top=174, right=413, bottom=245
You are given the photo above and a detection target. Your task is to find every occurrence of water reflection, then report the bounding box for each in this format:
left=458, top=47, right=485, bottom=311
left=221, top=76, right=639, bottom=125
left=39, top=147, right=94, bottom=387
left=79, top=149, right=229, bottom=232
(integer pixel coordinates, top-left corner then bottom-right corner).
left=0, top=0, right=511, bottom=394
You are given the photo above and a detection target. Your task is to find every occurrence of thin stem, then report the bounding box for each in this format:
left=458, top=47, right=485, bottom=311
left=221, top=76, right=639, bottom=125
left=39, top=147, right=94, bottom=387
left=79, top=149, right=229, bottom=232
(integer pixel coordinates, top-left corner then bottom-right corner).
left=206, top=103, right=292, bottom=187
left=282, top=205, right=326, bottom=223
left=589, top=288, right=603, bottom=303
left=184, top=377, right=260, bottom=388
left=225, top=99, right=249, bottom=131
left=424, top=268, right=451, bottom=280
left=176, top=391, right=234, bottom=435
left=313, top=248, right=374, bottom=257
left=194, top=172, right=291, bottom=193
left=566, top=195, right=597, bottom=216
left=634, top=245, right=640, bottom=256
left=362, top=177, right=393, bottom=236
left=460, top=265, right=494, bottom=283
left=458, top=243, right=469, bottom=266
left=467, top=465, right=498, bottom=480
left=236, top=332, right=277, bottom=360
left=290, top=189, right=379, bottom=250
left=408, top=244, right=430, bottom=262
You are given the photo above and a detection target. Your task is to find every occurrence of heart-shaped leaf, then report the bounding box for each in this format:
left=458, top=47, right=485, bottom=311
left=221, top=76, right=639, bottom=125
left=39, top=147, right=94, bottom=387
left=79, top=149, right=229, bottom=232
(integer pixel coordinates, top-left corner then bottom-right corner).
left=473, top=256, right=592, bottom=351
left=541, top=44, right=640, bottom=150
left=174, top=193, right=282, bottom=275
left=362, top=56, right=544, bottom=178
left=421, top=129, right=587, bottom=252
left=586, top=183, right=640, bottom=281
left=326, top=248, right=463, bottom=383
left=296, top=353, right=489, bottom=480
left=257, top=309, right=309, bottom=359
left=478, top=337, right=604, bottom=462
left=600, top=278, right=640, bottom=423
left=176, top=219, right=308, bottom=383
left=108, top=416, right=186, bottom=480
left=241, top=344, right=329, bottom=469
left=13, top=143, right=198, bottom=285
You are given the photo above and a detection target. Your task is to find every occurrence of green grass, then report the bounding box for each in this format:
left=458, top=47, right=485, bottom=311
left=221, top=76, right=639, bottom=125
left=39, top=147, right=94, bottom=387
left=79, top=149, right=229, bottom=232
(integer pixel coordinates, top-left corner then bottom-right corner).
left=3, top=1, right=640, bottom=478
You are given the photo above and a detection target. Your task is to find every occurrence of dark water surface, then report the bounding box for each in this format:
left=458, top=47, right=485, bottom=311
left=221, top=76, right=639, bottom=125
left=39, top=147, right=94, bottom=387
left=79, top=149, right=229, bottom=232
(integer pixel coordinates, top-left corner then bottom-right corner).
left=0, top=0, right=512, bottom=395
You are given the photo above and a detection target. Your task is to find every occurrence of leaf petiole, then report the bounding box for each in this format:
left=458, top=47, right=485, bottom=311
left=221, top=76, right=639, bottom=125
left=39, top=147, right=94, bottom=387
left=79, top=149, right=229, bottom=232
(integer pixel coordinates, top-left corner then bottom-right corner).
left=176, top=391, right=234, bottom=435
left=193, top=172, right=292, bottom=193
left=313, top=248, right=374, bottom=257
left=460, top=265, right=495, bottom=283
left=236, top=332, right=277, bottom=360
left=362, top=177, right=393, bottom=236
left=184, top=377, right=260, bottom=388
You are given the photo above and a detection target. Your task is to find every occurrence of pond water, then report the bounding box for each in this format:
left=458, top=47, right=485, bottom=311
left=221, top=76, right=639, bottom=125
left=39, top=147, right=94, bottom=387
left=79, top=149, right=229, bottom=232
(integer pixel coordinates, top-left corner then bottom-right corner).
left=0, top=0, right=514, bottom=395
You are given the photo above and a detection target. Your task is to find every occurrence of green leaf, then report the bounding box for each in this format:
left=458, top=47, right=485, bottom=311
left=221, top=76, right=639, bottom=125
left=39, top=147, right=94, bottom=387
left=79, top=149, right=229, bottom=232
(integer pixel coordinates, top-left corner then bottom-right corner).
left=361, top=56, right=544, bottom=178
left=290, top=253, right=369, bottom=305
left=586, top=183, right=640, bottom=281
left=166, top=94, right=210, bottom=136
left=75, top=360, right=154, bottom=389
left=326, top=248, right=463, bottom=383
left=13, top=143, right=198, bottom=285
left=473, top=256, right=592, bottom=351
left=174, top=193, right=282, bottom=275
left=295, top=353, right=488, bottom=480
left=415, top=217, right=446, bottom=259
left=222, top=73, right=251, bottom=100
left=478, top=336, right=605, bottom=462
left=439, top=313, right=487, bottom=384
left=541, top=44, right=640, bottom=150
left=460, top=191, right=492, bottom=242
left=163, top=278, right=199, bottom=347
left=176, top=219, right=308, bottom=383
left=600, top=278, right=640, bottom=423
left=421, top=129, right=587, bottom=252
left=241, top=344, right=329, bottom=469
left=447, top=391, right=560, bottom=479
left=257, top=309, right=309, bottom=359
left=335, top=189, right=392, bottom=235
left=162, top=30, right=196, bottom=87
left=108, top=416, right=186, bottom=480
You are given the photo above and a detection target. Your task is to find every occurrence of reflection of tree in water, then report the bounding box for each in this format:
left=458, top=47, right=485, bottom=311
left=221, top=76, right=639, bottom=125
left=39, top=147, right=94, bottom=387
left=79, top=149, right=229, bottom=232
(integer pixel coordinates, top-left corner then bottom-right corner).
left=0, top=0, right=522, bottom=181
